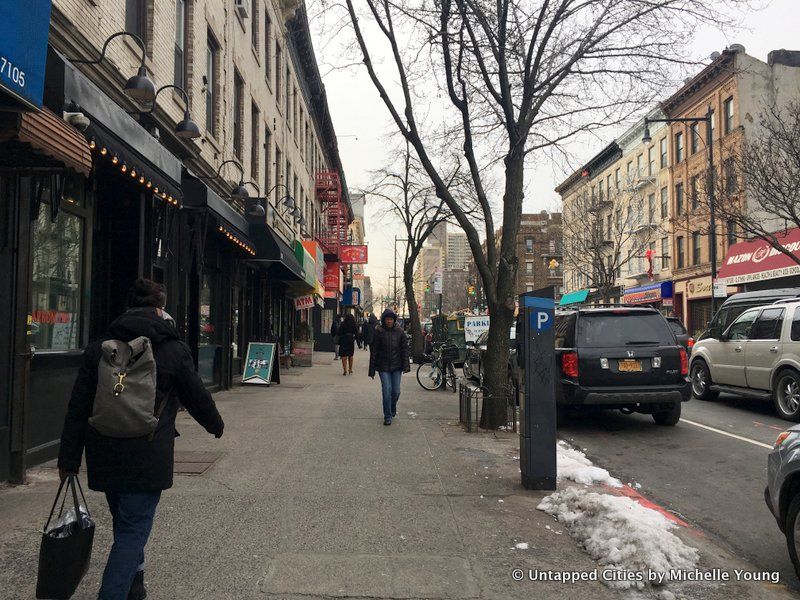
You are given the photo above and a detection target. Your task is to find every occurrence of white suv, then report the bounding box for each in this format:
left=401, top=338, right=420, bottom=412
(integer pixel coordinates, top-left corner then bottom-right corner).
left=690, top=300, right=800, bottom=421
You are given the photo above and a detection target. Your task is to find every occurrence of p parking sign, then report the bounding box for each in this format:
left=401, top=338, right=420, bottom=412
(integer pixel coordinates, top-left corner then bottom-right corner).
left=524, top=296, right=555, bottom=333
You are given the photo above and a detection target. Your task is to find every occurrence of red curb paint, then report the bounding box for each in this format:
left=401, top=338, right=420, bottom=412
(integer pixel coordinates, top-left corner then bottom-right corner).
left=602, top=483, right=691, bottom=529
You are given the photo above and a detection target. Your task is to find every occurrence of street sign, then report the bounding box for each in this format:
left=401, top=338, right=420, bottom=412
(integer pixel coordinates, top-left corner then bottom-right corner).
left=433, top=268, right=443, bottom=294
left=464, top=316, right=490, bottom=342
left=713, top=278, right=728, bottom=298
left=518, top=287, right=557, bottom=490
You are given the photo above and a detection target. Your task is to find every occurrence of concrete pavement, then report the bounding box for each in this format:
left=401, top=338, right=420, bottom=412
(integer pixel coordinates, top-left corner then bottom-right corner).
left=0, top=352, right=793, bottom=599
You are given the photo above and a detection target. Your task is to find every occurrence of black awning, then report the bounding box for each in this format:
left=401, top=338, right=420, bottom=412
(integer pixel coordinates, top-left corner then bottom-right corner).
left=182, top=175, right=255, bottom=255
left=249, top=223, right=306, bottom=282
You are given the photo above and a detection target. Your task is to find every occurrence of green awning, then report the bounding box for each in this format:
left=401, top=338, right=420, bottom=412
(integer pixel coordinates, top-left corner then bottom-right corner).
left=559, top=289, right=589, bottom=306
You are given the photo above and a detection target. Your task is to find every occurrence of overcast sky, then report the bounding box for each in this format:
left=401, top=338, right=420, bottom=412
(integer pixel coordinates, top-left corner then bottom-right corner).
left=310, top=0, right=800, bottom=298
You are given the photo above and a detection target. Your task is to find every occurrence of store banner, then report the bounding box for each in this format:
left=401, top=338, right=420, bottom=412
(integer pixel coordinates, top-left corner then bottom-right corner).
left=302, top=240, right=325, bottom=288
left=324, top=261, right=340, bottom=292
left=0, top=1, right=51, bottom=109
left=340, top=245, right=368, bottom=264
left=622, top=281, right=673, bottom=305
left=718, top=227, right=800, bottom=285
left=294, top=295, right=315, bottom=310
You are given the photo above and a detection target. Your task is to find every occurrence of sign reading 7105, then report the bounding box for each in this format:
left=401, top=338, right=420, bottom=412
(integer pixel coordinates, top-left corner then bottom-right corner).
left=0, top=1, right=52, bottom=109
left=0, top=56, right=26, bottom=89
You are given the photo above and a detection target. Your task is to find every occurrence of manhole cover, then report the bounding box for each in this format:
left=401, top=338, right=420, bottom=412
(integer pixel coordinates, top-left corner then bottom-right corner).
left=174, top=451, right=222, bottom=475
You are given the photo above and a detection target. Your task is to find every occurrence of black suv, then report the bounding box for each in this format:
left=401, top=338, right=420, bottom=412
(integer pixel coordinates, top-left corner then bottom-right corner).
left=554, top=306, right=691, bottom=425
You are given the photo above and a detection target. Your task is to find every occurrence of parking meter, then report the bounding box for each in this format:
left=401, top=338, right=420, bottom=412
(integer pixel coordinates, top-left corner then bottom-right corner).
left=517, top=287, right=557, bottom=490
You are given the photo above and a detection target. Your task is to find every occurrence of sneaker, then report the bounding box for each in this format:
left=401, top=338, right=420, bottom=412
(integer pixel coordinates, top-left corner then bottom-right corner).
left=392, top=412, right=397, bottom=418
left=383, top=419, right=392, bottom=426
left=128, top=571, right=147, bottom=599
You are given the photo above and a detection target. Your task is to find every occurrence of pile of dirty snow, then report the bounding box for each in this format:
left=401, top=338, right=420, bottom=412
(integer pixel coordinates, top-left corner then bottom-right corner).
left=537, top=487, right=698, bottom=589
left=557, top=441, right=622, bottom=487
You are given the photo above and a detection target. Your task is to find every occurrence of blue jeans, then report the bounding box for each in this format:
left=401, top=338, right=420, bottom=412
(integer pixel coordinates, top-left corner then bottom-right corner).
left=99, top=491, right=162, bottom=600
left=379, top=370, right=403, bottom=420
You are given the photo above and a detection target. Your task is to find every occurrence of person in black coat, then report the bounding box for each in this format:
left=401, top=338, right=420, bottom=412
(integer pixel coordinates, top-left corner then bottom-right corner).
left=337, top=313, right=359, bottom=375
left=330, top=315, right=341, bottom=359
left=368, top=309, right=411, bottom=425
left=362, top=314, right=377, bottom=350
left=58, top=279, right=224, bottom=600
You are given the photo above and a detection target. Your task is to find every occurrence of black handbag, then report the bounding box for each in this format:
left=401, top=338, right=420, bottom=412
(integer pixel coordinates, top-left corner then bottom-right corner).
left=36, top=474, right=95, bottom=599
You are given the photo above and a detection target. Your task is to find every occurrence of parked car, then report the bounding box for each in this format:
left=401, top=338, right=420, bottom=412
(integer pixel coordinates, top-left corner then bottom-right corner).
left=553, top=306, right=691, bottom=426
left=699, top=288, right=800, bottom=341
left=765, top=424, right=800, bottom=577
left=666, top=316, right=694, bottom=353
left=463, top=328, right=519, bottom=396
left=690, top=299, right=800, bottom=420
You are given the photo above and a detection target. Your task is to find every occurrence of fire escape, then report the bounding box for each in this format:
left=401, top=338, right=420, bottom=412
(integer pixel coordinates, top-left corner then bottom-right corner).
left=316, top=170, right=347, bottom=255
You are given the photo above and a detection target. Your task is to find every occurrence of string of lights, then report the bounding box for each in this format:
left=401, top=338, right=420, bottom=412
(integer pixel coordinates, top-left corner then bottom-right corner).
left=217, top=225, right=255, bottom=256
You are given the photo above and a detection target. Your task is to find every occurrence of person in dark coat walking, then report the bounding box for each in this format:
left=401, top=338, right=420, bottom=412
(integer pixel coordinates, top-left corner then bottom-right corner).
left=362, top=314, right=377, bottom=350
left=337, top=313, right=359, bottom=375
left=368, top=309, right=410, bottom=425
left=330, top=314, right=342, bottom=359
left=58, top=279, right=224, bottom=600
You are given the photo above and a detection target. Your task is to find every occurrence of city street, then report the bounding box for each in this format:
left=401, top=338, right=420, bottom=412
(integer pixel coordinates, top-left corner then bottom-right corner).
left=561, top=395, right=798, bottom=590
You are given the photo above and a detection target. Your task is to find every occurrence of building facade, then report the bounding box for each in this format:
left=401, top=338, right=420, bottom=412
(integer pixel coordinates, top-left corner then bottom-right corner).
left=445, top=230, right=469, bottom=270
left=0, top=0, right=352, bottom=482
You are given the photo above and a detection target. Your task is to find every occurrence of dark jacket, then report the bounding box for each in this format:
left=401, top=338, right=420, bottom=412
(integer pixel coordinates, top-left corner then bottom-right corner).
left=369, top=309, right=410, bottom=377
left=58, top=308, right=224, bottom=492
left=330, top=319, right=340, bottom=337
left=362, top=315, right=377, bottom=346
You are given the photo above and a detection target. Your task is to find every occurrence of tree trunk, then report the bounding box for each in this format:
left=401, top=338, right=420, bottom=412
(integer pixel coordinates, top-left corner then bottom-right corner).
left=479, top=147, right=525, bottom=429
left=404, top=261, right=425, bottom=362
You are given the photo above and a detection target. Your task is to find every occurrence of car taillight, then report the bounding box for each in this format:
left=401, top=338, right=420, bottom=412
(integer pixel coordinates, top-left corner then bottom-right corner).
left=688, top=337, right=695, bottom=348
left=775, top=431, right=792, bottom=448
left=679, top=349, right=688, bottom=376
left=561, top=352, right=579, bottom=377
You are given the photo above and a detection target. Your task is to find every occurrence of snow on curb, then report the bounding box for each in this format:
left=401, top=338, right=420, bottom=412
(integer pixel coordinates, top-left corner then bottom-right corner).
left=557, top=441, right=622, bottom=487
left=537, top=487, right=699, bottom=590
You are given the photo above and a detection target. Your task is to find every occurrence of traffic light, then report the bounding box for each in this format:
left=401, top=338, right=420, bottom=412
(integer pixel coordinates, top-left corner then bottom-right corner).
left=468, top=285, right=476, bottom=296
left=425, top=283, right=430, bottom=293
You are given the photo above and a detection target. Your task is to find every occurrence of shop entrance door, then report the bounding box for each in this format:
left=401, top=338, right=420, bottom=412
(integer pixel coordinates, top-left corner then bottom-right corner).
left=90, top=169, right=142, bottom=338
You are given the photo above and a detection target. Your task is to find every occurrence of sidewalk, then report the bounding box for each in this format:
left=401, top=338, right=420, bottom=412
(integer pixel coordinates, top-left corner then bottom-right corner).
left=0, top=352, right=792, bottom=599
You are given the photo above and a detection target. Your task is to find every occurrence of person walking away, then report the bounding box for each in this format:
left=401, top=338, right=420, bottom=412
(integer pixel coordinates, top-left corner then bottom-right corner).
left=338, top=313, right=359, bottom=375
left=362, top=314, right=377, bottom=351
left=356, top=321, right=364, bottom=349
left=57, top=278, right=224, bottom=600
left=330, top=314, right=341, bottom=359
left=368, top=309, right=410, bottom=425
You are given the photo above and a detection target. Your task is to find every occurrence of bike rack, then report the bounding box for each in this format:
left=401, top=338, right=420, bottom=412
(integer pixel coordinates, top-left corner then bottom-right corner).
left=458, top=380, right=517, bottom=433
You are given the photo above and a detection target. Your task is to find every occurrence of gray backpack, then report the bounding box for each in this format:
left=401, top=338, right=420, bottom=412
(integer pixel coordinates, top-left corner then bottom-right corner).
left=89, top=336, right=161, bottom=438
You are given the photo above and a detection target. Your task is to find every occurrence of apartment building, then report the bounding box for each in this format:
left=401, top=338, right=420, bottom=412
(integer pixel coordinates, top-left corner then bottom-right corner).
left=0, top=0, right=352, bottom=481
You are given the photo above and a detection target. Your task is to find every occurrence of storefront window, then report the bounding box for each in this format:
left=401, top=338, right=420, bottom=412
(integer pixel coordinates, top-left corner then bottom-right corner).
left=30, top=177, right=86, bottom=351
left=198, top=272, right=222, bottom=385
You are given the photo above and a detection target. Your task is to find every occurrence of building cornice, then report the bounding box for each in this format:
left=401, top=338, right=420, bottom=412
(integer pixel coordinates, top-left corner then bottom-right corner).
left=661, top=51, right=736, bottom=116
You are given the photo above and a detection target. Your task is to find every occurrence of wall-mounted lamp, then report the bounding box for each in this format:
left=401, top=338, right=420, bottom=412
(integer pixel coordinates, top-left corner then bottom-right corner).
left=70, top=32, right=155, bottom=103
left=137, top=84, right=200, bottom=140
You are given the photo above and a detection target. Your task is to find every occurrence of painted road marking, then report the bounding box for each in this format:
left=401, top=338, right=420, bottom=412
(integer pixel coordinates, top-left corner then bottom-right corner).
left=680, top=418, right=773, bottom=449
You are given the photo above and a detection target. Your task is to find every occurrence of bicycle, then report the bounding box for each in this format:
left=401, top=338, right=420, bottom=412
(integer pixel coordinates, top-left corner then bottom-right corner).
left=416, top=341, right=459, bottom=392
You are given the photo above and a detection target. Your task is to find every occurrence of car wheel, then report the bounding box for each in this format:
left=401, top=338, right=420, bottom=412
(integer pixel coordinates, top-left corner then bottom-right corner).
left=690, top=360, right=719, bottom=401
left=785, top=493, right=800, bottom=579
left=652, top=402, right=681, bottom=426
left=773, top=370, right=800, bottom=422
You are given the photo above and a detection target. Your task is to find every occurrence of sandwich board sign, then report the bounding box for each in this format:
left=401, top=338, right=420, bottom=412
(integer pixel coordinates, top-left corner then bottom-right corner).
left=242, top=342, right=277, bottom=385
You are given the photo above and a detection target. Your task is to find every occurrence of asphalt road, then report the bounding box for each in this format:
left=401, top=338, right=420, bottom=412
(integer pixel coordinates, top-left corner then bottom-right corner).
left=558, top=393, right=800, bottom=591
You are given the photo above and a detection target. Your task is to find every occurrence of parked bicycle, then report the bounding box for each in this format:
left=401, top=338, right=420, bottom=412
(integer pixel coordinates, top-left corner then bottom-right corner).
left=416, top=340, right=460, bottom=392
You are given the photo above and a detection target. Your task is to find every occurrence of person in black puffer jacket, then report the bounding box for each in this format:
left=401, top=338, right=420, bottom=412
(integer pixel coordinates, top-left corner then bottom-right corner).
left=58, top=278, right=224, bottom=600
left=368, top=309, right=410, bottom=425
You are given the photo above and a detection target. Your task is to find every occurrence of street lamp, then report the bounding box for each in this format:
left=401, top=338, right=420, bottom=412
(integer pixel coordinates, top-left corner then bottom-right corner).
left=198, top=159, right=249, bottom=201
left=643, top=107, right=719, bottom=316
left=70, top=32, right=156, bottom=103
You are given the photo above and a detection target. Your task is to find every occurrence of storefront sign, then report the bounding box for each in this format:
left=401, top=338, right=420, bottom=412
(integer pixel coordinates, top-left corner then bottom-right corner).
left=339, top=245, right=368, bottom=264
left=294, top=295, right=315, bottom=310
left=464, top=316, right=490, bottom=342
left=343, top=287, right=361, bottom=307
left=242, top=342, right=277, bottom=385
left=622, top=281, right=673, bottom=305
left=718, top=227, right=800, bottom=285
left=324, top=261, right=340, bottom=292
left=0, top=1, right=51, bottom=109
left=686, top=276, right=713, bottom=300
left=302, top=241, right=325, bottom=288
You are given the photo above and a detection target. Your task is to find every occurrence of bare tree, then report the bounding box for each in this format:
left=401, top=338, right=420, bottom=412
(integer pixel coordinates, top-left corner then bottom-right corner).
left=334, top=0, right=746, bottom=428
left=712, top=101, right=800, bottom=265
left=563, top=178, right=661, bottom=301
left=365, top=142, right=473, bottom=360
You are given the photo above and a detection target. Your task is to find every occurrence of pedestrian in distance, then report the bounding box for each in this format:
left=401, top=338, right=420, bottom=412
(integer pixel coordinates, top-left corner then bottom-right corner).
left=57, top=278, right=224, bottom=600
left=362, top=313, right=377, bottom=351
left=368, top=309, right=411, bottom=425
left=330, top=314, right=342, bottom=359
left=356, top=321, right=364, bottom=349
left=338, top=313, right=359, bottom=375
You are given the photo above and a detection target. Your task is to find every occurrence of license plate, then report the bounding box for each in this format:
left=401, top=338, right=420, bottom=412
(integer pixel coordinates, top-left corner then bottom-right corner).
left=618, top=359, right=642, bottom=372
